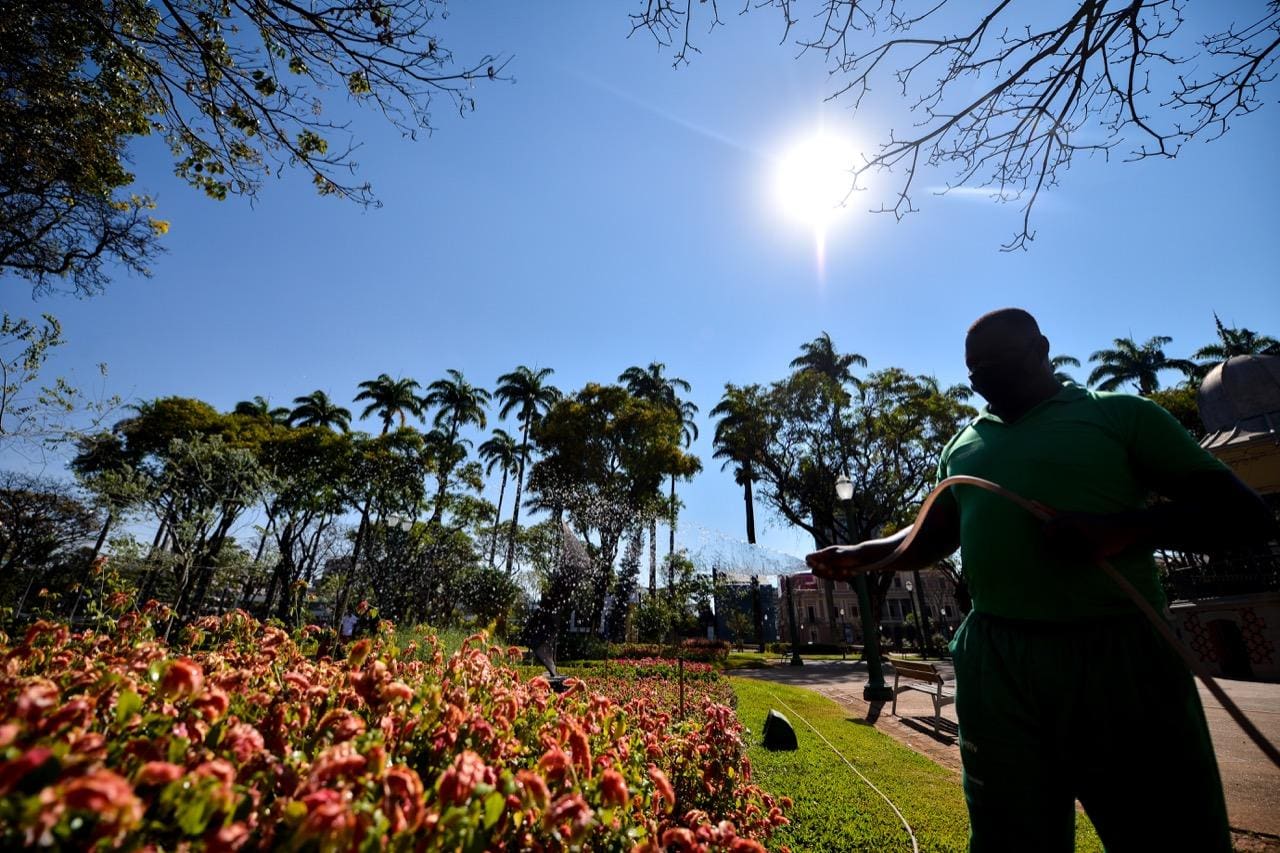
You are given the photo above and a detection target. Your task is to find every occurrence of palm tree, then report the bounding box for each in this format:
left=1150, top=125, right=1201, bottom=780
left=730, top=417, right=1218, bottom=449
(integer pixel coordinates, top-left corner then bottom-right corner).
left=789, top=331, right=867, bottom=384
left=288, top=391, right=352, bottom=432
left=233, top=396, right=291, bottom=423
left=494, top=366, right=561, bottom=572
left=1193, top=314, right=1280, bottom=369
left=478, top=429, right=521, bottom=568
left=354, top=374, right=422, bottom=434
left=711, top=384, right=770, bottom=546
left=789, top=332, right=867, bottom=646
left=619, top=362, right=697, bottom=590
left=1050, top=354, right=1081, bottom=384
left=1087, top=336, right=1197, bottom=396
left=421, top=369, right=490, bottom=524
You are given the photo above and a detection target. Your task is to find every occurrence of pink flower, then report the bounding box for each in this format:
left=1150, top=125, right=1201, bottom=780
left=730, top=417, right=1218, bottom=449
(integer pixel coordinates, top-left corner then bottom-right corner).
left=660, top=827, right=699, bottom=852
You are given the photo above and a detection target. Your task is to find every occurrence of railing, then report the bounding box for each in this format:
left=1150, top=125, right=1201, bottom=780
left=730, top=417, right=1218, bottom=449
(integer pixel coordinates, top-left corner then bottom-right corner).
left=1162, top=551, right=1280, bottom=601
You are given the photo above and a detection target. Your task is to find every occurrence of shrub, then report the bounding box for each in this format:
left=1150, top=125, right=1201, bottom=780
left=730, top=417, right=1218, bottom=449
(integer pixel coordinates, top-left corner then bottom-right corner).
left=0, top=608, right=787, bottom=850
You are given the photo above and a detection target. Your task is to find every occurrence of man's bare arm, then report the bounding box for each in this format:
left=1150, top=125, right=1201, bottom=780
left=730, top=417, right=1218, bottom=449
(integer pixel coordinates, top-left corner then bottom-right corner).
left=806, top=494, right=961, bottom=580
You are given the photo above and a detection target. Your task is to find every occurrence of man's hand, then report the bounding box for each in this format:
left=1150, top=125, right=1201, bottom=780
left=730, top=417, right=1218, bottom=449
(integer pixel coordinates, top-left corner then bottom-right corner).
left=806, top=543, right=880, bottom=580
left=1041, top=512, right=1148, bottom=561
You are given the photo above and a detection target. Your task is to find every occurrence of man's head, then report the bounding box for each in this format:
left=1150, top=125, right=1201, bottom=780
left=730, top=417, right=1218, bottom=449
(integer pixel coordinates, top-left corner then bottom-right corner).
left=965, top=308, right=1057, bottom=413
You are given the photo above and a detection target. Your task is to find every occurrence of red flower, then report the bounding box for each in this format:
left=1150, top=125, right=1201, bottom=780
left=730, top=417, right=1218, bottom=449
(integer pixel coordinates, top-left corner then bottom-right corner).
left=207, top=821, right=252, bottom=852
left=647, top=765, right=675, bottom=811
left=161, top=658, right=205, bottom=698
left=568, top=724, right=592, bottom=777
left=516, top=770, right=551, bottom=810
left=300, top=789, right=351, bottom=837
left=380, top=680, right=413, bottom=703
left=0, top=747, right=53, bottom=797
left=382, top=765, right=425, bottom=833
left=62, top=769, right=144, bottom=831
left=135, top=761, right=184, bottom=786
left=348, top=638, right=373, bottom=668
left=307, top=743, right=367, bottom=788
left=15, top=680, right=59, bottom=722
left=316, top=708, right=366, bottom=742
left=538, top=747, right=572, bottom=785
left=438, top=750, right=494, bottom=806
left=224, top=722, right=265, bottom=764
left=599, top=768, right=629, bottom=809
left=660, top=827, right=699, bottom=852
left=547, top=792, right=594, bottom=835
left=192, top=687, right=231, bottom=723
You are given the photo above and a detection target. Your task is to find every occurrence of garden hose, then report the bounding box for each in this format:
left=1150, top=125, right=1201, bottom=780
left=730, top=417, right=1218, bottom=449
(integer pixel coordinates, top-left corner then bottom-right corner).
left=849, top=475, right=1280, bottom=771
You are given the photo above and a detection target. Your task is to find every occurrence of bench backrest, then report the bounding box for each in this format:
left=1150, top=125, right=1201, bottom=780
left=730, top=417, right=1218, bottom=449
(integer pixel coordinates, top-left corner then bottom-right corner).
left=891, top=660, right=943, bottom=685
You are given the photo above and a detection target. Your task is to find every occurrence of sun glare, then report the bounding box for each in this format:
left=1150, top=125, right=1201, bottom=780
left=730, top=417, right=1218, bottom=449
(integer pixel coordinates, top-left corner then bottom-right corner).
left=774, top=133, right=860, bottom=228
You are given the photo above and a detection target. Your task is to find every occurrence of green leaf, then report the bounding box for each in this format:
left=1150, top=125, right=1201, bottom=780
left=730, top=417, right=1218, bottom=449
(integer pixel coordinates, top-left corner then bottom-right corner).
left=115, top=689, right=142, bottom=724
left=483, top=790, right=504, bottom=829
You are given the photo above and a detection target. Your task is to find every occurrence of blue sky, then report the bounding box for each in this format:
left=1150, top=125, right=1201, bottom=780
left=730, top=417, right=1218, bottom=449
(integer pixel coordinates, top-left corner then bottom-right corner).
left=4, top=2, right=1278, bottom=569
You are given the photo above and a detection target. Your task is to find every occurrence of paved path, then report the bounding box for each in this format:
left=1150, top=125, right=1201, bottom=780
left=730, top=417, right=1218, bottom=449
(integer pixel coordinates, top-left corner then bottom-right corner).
left=736, top=659, right=1280, bottom=849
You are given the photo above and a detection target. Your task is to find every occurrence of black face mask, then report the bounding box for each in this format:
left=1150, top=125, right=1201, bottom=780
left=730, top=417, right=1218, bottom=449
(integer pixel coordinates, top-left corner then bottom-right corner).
left=967, top=343, right=1037, bottom=406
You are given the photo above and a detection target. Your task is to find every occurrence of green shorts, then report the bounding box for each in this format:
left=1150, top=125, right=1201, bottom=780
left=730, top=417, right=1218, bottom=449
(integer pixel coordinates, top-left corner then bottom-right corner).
left=950, top=611, right=1230, bottom=853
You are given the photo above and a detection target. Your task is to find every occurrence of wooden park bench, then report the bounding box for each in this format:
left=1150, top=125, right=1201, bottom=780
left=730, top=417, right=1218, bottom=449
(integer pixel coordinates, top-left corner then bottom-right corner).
left=889, top=659, right=955, bottom=736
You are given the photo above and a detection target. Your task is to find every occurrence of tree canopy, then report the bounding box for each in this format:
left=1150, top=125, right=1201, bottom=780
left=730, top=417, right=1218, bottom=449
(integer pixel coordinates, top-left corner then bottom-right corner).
left=1, top=0, right=505, bottom=295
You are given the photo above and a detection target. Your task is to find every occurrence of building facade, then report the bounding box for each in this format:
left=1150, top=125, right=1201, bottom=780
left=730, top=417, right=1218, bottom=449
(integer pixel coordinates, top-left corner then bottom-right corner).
left=777, top=568, right=963, bottom=648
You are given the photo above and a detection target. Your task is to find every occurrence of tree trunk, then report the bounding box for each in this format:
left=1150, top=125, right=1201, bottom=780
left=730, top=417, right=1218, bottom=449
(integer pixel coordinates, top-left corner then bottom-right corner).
left=504, top=419, right=531, bottom=573
left=488, top=469, right=508, bottom=568
left=743, top=477, right=756, bottom=545
left=668, top=474, right=677, bottom=556
left=334, top=501, right=372, bottom=628
left=648, top=517, right=657, bottom=595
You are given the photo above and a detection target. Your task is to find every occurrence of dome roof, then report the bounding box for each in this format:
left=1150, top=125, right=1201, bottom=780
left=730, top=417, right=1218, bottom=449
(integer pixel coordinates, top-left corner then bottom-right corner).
left=1197, top=354, right=1280, bottom=439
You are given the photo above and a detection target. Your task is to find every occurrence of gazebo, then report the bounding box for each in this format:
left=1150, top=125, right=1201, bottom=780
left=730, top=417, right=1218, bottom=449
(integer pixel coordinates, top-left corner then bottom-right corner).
left=1165, top=354, right=1280, bottom=681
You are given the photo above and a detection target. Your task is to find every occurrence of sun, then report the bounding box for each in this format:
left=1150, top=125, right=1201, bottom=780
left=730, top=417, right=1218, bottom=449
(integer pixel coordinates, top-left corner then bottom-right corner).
left=774, top=133, right=861, bottom=228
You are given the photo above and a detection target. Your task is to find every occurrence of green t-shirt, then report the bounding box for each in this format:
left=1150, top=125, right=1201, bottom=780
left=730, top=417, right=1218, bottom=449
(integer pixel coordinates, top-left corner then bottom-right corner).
left=936, top=385, right=1228, bottom=621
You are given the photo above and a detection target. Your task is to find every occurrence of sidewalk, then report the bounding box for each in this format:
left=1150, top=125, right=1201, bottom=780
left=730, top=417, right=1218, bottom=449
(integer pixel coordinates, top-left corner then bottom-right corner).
left=736, top=659, right=1280, bottom=849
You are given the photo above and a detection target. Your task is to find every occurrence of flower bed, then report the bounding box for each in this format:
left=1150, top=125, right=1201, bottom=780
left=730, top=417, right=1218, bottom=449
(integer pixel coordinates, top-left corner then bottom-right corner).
left=0, top=607, right=788, bottom=850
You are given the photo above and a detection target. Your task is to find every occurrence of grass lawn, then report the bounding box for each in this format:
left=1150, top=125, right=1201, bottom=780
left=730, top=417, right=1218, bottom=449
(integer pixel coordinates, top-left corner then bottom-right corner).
left=730, top=677, right=1104, bottom=852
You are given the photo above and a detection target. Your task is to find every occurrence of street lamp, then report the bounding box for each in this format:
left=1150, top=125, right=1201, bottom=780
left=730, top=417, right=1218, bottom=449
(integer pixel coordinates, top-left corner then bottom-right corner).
left=835, top=474, right=892, bottom=702
left=904, top=578, right=922, bottom=658
left=839, top=607, right=847, bottom=660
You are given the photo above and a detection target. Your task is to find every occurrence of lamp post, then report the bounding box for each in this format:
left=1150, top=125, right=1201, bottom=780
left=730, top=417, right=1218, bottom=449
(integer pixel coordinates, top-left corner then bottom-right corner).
left=839, top=607, right=847, bottom=660
left=911, top=568, right=934, bottom=658
left=835, top=474, right=892, bottom=701
left=904, top=579, right=922, bottom=658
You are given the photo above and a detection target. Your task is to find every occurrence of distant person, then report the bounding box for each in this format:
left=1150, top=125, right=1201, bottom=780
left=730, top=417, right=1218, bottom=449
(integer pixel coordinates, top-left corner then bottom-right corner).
left=807, top=308, right=1273, bottom=852
left=340, top=612, right=358, bottom=640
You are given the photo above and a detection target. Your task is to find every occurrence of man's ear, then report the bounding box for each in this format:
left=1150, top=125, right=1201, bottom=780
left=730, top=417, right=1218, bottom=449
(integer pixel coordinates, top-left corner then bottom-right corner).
left=1035, top=334, right=1051, bottom=359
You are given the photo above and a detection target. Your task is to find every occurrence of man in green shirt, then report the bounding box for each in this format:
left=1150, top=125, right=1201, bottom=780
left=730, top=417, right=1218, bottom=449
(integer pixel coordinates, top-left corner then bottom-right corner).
left=807, top=308, right=1273, bottom=852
